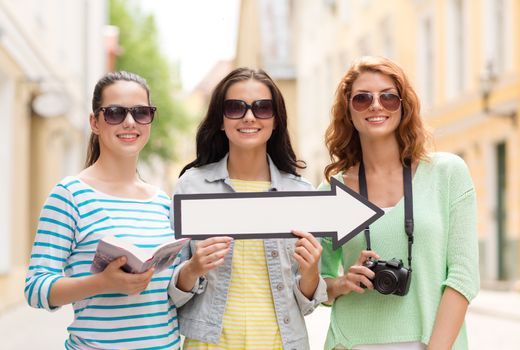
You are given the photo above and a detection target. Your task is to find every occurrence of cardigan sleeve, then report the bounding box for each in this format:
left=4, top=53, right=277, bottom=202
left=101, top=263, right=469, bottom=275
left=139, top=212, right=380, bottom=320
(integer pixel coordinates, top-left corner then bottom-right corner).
left=442, top=157, right=480, bottom=302
left=320, top=237, right=343, bottom=279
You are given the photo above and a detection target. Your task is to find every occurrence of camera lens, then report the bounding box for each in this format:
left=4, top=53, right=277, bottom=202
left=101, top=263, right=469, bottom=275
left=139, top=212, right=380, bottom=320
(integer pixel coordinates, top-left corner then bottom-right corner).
left=374, top=270, right=398, bottom=295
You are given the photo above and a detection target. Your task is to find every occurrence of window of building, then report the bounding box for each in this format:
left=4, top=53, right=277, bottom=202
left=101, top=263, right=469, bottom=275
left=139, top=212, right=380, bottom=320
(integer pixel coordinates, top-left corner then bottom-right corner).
left=360, top=0, right=372, bottom=8
left=357, top=35, right=371, bottom=56
left=418, top=15, right=434, bottom=107
left=482, top=0, right=507, bottom=74
left=484, top=140, right=515, bottom=282
left=0, top=71, right=13, bottom=274
left=493, top=141, right=517, bottom=281
left=445, top=0, right=467, bottom=99
left=338, top=0, right=351, bottom=23
left=380, top=17, right=394, bottom=59
left=338, top=50, right=350, bottom=74
left=323, top=0, right=337, bottom=13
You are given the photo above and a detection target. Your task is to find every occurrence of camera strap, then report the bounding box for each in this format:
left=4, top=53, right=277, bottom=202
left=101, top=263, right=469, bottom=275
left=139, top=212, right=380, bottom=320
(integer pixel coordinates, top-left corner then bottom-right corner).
left=358, top=158, right=414, bottom=270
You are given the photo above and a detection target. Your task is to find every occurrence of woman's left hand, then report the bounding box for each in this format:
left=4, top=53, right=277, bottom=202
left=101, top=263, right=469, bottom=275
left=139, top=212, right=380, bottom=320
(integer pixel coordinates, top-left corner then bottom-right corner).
left=292, top=229, right=322, bottom=278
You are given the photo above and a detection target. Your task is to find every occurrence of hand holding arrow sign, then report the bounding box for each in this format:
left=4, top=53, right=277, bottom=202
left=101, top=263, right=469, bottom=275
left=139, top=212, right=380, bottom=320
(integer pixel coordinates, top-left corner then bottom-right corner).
left=174, top=177, right=384, bottom=249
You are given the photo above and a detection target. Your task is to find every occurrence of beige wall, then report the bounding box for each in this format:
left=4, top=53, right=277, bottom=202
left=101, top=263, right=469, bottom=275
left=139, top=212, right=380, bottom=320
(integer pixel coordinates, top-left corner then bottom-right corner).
left=0, top=50, right=31, bottom=311
left=234, top=0, right=300, bottom=161
left=234, top=0, right=520, bottom=284
left=235, top=0, right=261, bottom=69
left=275, top=79, right=299, bottom=154
left=0, top=0, right=106, bottom=311
left=289, top=0, right=520, bottom=285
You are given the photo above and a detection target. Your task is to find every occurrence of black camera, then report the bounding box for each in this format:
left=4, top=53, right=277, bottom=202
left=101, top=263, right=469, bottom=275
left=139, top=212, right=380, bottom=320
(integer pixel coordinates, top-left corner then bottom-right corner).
left=363, top=258, right=412, bottom=296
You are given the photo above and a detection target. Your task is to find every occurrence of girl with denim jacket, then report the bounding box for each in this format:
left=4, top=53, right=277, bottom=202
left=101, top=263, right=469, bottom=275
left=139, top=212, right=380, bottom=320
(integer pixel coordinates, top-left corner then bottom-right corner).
left=168, top=67, right=327, bottom=350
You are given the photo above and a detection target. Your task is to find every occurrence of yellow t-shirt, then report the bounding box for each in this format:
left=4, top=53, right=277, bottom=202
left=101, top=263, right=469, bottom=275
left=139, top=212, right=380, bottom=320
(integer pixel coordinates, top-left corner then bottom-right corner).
left=183, top=179, right=283, bottom=350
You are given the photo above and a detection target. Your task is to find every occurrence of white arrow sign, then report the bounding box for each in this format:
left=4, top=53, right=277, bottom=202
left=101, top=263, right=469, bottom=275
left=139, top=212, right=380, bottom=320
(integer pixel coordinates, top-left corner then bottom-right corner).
left=174, top=177, right=384, bottom=249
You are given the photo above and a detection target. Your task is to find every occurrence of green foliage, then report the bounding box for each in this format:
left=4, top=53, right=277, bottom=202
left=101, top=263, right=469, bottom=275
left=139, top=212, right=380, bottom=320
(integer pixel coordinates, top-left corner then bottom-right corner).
left=109, top=0, right=188, bottom=162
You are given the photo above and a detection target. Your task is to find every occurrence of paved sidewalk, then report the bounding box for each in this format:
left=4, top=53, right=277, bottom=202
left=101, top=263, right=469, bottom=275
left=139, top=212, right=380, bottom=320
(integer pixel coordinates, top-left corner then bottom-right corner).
left=0, top=303, right=71, bottom=349
left=467, top=289, right=520, bottom=322
left=1, top=289, right=519, bottom=349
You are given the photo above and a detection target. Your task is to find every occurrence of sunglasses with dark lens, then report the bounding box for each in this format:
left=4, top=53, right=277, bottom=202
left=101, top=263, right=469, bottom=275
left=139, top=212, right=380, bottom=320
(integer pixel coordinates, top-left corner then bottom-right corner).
left=96, top=105, right=156, bottom=125
left=351, top=92, right=402, bottom=112
left=223, top=99, right=274, bottom=119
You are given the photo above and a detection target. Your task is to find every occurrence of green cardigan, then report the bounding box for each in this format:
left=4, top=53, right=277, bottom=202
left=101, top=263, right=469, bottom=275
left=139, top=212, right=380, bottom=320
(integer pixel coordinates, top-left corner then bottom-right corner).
left=319, top=152, right=479, bottom=350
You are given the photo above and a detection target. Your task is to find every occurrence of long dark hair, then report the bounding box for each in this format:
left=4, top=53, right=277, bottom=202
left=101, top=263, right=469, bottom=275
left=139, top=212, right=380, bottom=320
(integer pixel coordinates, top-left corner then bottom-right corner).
left=180, top=67, right=305, bottom=176
left=85, top=71, right=151, bottom=167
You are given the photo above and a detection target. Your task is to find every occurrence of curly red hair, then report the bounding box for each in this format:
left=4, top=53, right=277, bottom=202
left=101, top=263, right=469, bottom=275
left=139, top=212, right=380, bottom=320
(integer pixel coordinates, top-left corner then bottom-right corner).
left=324, top=56, right=432, bottom=180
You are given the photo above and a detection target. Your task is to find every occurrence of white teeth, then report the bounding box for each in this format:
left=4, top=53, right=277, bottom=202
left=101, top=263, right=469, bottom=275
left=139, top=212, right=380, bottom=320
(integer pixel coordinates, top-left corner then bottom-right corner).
left=118, top=134, right=138, bottom=139
left=367, top=117, right=386, bottom=122
left=238, top=128, right=259, bottom=133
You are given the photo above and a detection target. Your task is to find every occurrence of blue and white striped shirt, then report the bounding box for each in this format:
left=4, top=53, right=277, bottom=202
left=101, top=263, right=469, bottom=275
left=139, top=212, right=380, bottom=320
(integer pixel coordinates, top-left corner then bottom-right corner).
left=25, top=176, right=181, bottom=349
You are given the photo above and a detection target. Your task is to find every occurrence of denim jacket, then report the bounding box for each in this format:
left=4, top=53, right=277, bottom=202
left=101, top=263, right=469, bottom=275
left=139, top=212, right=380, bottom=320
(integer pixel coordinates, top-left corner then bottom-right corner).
left=168, top=154, right=328, bottom=350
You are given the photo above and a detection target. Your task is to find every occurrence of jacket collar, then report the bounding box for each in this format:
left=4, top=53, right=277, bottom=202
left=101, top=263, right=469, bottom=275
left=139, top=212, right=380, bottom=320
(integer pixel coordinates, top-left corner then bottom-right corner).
left=204, top=153, right=284, bottom=191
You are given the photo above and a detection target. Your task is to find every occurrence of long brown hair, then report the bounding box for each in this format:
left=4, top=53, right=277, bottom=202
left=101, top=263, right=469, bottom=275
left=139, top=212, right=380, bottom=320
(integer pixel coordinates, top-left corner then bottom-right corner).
left=180, top=67, right=305, bottom=176
left=85, top=71, right=151, bottom=167
left=324, top=56, right=431, bottom=180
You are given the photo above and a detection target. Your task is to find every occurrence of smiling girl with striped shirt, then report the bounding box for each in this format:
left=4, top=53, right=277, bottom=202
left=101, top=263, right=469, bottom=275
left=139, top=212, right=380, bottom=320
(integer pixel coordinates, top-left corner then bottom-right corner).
left=25, top=71, right=182, bottom=349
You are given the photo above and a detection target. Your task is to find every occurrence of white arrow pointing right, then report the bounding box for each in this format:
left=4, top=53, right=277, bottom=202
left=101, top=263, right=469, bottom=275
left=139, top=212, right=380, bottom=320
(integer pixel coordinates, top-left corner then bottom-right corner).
left=174, top=177, right=384, bottom=249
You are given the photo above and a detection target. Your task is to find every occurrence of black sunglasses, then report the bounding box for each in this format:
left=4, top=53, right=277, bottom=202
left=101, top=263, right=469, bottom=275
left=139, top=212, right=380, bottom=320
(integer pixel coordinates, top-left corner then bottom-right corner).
left=96, top=105, right=156, bottom=125
left=350, top=92, right=402, bottom=112
left=223, top=99, right=274, bottom=119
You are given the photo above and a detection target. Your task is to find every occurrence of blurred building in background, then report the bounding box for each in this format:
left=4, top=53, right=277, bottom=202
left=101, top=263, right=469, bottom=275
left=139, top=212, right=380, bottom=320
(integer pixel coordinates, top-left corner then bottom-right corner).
left=1, top=0, right=518, bottom=316
left=0, top=0, right=106, bottom=311
left=237, top=0, right=520, bottom=288
left=170, top=59, right=234, bottom=182
left=236, top=0, right=300, bottom=151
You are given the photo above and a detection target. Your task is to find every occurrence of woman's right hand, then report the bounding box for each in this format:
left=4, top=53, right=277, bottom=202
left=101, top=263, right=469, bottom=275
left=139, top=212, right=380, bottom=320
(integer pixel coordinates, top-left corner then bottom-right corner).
left=97, top=256, right=155, bottom=295
left=176, top=236, right=233, bottom=293
left=329, top=250, right=380, bottom=298
left=184, top=236, right=233, bottom=277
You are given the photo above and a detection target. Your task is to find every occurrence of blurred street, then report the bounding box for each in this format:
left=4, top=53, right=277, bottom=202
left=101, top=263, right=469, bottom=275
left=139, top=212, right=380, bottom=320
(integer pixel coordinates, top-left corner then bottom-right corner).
left=1, top=289, right=518, bottom=349
left=2, top=2, right=520, bottom=349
